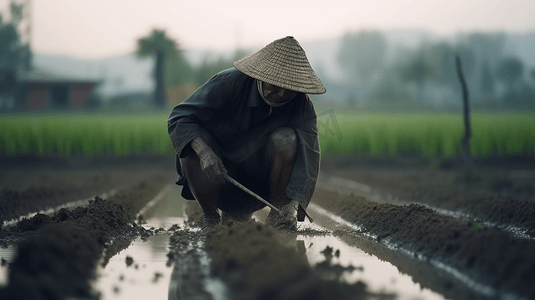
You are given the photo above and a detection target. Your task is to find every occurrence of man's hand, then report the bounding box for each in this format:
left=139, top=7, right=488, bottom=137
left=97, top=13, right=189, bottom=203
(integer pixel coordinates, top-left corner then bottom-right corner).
left=266, top=199, right=298, bottom=230
left=191, top=137, right=227, bottom=182
left=198, top=148, right=227, bottom=182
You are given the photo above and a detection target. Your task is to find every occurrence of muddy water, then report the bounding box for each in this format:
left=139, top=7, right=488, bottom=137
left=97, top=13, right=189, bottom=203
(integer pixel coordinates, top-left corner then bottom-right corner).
left=0, top=245, right=15, bottom=287
left=95, top=234, right=175, bottom=299
left=300, top=232, right=443, bottom=299
left=94, top=185, right=185, bottom=300
left=90, top=184, right=445, bottom=300
left=0, top=183, right=445, bottom=299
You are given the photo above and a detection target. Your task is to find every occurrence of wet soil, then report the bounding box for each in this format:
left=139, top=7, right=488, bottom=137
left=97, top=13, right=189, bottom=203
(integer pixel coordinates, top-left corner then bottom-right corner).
left=203, top=222, right=374, bottom=300
left=323, top=156, right=535, bottom=237
left=168, top=202, right=392, bottom=300
left=1, top=155, right=534, bottom=299
left=312, top=188, right=535, bottom=299
left=0, top=155, right=174, bottom=224
left=319, top=156, right=535, bottom=299
left=0, top=156, right=174, bottom=299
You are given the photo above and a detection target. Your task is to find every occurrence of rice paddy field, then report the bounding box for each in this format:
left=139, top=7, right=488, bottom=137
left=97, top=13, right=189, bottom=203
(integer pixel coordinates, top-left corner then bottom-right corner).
left=1, top=111, right=534, bottom=157
left=2, top=110, right=535, bottom=300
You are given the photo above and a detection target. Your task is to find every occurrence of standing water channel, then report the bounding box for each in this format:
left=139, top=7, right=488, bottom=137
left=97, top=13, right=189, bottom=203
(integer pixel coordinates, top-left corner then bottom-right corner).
left=93, top=184, right=445, bottom=300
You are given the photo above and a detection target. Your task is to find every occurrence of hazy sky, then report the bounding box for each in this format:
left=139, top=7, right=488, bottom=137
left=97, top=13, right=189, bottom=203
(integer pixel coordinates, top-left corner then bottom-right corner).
left=3, top=0, right=535, bottom=58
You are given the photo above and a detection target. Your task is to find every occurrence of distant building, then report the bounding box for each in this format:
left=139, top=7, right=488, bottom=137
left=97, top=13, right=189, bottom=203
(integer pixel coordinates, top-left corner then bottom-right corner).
left=16, top=71, right=101, bottom=111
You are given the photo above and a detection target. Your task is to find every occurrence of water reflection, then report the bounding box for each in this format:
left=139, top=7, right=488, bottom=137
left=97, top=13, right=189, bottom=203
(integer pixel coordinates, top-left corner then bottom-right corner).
left=94, top=235, right=174, bottom=299
left=291, top=220, right=445, bottom=300
left=96, top=183, right=445, bottom=300
left=167, top=233, right=229, bottom=300
left=94, top=216, right=183, bottom=300
left=0, top=245, right=16, bottom=287
left=300, top=233, right=444, bottom=300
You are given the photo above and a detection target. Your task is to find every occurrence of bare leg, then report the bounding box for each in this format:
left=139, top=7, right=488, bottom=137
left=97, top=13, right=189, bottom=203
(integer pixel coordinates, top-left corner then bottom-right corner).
left=268, top=127, right=297, bottom=206
left=181, top=153, right=219, bottom=215
left=180, top=132, right=221, bottom=230
left=266, top=128, right=299, bottom=229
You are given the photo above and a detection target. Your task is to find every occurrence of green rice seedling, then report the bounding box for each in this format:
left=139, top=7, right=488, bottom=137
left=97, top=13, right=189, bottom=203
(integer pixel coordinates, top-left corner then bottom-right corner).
left=0, top=111, right=533, bottom=158
left=0, top=113, right=174, bottom=157
left=317, top=112, right=534, bottom=157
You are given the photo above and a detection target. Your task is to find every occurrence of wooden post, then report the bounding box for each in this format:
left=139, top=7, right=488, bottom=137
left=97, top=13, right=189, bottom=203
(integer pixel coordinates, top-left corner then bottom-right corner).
left=455, top=55, right=473, bottom=171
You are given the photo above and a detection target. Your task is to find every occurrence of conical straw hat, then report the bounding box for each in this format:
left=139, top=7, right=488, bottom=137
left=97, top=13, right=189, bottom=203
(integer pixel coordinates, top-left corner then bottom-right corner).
left=234, top=36, right=326, bottom=94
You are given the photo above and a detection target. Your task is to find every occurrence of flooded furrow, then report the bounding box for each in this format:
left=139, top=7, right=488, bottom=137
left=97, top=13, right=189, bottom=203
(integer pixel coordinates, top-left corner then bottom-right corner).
left=296, top=224, right=445, bottom=299
left=307, top=203, right=499, bottom=300
left=90, top=183, right=451, bottom=299
left=0, top=180, right=500, bottom=299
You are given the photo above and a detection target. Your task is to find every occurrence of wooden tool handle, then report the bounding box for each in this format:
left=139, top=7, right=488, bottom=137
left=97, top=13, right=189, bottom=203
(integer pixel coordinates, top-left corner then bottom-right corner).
left=223, top=174, right=281, bottom=213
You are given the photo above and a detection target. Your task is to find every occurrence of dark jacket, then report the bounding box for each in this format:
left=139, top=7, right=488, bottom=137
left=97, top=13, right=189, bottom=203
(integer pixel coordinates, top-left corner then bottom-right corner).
left=167, top=68, right=320, bottom=220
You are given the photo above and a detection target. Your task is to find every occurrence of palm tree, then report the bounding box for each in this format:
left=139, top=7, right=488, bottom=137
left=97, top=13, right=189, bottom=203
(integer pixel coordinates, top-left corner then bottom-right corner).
left=136, top=29, right=178, bottom=108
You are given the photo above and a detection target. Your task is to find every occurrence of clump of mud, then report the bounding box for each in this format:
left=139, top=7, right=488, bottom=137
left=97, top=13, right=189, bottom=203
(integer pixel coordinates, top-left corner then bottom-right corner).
left=0, top=223, right=102, bottom=300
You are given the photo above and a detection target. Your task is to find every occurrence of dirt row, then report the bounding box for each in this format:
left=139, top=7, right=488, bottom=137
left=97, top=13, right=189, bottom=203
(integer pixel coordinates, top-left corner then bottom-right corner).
left=325, top=156, right=535, bottom=237
left=329, top=168, right=535, bottom=239
left=168, top=202, right=394, bottom=300
left=0, top=171, right=169, bottom=299
left=311, top=186, right=535, bottom=299
left=0, top=156, right=175, bottom=224
left=1, top=156, right=534, bottom=299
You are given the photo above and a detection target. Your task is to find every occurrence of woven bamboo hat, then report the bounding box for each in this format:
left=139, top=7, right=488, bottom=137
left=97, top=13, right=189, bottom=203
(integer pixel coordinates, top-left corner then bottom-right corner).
left=234, top=36, right=326, bottom=94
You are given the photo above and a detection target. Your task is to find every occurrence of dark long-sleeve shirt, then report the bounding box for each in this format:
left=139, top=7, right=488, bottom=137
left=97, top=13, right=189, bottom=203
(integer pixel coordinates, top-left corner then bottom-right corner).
left=167, top=68, right=320, bottom=219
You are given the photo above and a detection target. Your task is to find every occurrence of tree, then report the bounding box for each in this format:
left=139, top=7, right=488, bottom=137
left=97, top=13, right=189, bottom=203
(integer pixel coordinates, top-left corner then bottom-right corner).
left=480, top=61, right=494, bottom=95
left=424, top=42, right=454, bottom=83
left=337, top=30, right=387, bottom=84
left=0, top=8, right=31, bottom=111
left=497, top=57, right=528, bottom=108
left=455, top=32, right=504, bottom=101
left=423, top=42, right=474, bottom=88
left=192, top=49, right=249, bottom=87
left=0, top=17, right=21, bottom=76
left=194, top=54, right=233, bottom=87
left=459, top=32, right=505, bottom=64
left=368, top=71, right=413, bottom=105
left=497, top=57, right=524, bottom=90
left=165, top=47, right=193, bottom=87
left=435, top=45, right=476, bottom=91
left=136, top=29, right=179, bottom=108
left=8, top=2, right=31, bottom=71
left=397, top=52, right=434, bottom=102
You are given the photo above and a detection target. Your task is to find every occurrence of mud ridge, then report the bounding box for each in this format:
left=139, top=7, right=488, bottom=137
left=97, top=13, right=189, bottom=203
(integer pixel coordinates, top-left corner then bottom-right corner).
left=0, top=175, right=168, bottom=299
left=169, top=220, right=397, bottom=300
left=329, top=169, right=535, bottom=238
left=169, top=202, right=385, bottom=300
left=312, top=187, right=535, bottom=299
left=0, top=169, right=171, bottom=225
left=403, top=187, right=535, bottom=239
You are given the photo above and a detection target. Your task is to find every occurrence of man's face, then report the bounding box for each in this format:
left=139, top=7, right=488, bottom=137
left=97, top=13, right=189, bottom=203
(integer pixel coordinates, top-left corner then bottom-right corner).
left=262, top=82, right=298, bottom=103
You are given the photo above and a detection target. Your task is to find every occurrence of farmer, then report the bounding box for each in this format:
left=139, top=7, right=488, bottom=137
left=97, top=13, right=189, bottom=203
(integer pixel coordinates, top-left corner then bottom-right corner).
left=167, top=36, right=325, bottom=231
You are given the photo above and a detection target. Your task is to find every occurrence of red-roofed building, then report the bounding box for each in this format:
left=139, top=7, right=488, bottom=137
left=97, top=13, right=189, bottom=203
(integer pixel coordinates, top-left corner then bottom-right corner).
left=17, top=71, right=101, bottom=110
